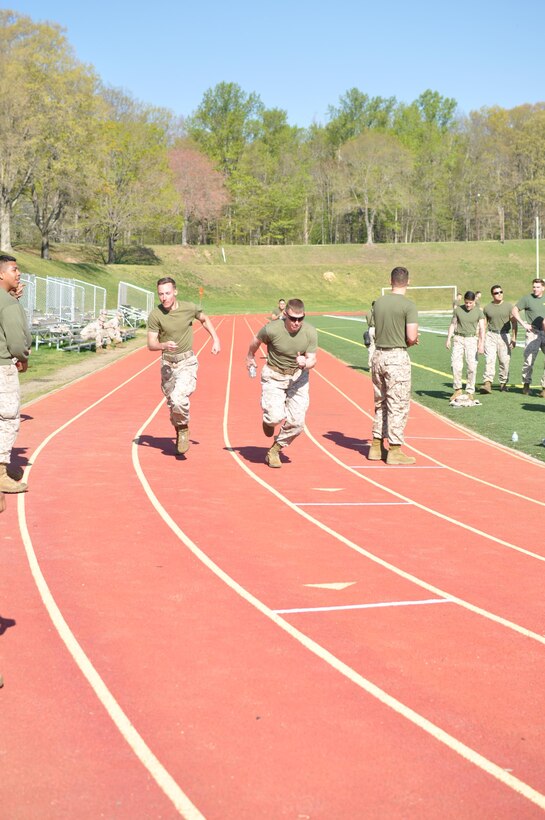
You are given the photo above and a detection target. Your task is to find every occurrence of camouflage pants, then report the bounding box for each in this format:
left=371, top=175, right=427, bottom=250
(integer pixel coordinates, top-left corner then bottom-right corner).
left=522, top=329, right=545, bottom=387
left=0, top=364, right=20, bottom=463
left=371, top=348, right=411, bottom=446
left=483, top=331, right=511, bottom=384
left=261, top=364, right=309, bottom=448
left=160, top=354, right=198, bottom=428
left=451, top=335, right=478, bottom=393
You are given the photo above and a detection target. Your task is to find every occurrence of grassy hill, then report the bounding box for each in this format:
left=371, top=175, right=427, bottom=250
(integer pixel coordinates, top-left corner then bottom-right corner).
left=14, top=239, right=542, bottom=313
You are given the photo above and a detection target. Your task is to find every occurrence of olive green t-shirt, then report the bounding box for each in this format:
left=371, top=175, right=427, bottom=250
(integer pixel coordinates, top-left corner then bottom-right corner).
left=0, top=289, right=31, bottom=365
left=516, top=293, right=545, bottom=330
left=454, top=305, right=483, bottom=336
left=147, top=301, right=202, bottom=353
left=373, top=293, right=418, bottom=349
left=257, top=319, right=318, bottom=371
left=483, top=301, right=513, bottom=333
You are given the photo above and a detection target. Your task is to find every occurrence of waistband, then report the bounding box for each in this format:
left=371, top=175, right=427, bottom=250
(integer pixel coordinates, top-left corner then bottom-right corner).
left=267, top=362, right=300, bottom=376
left=375, top=346, right=405, bottom=351
left=162, top=349, right=195, bottom=362
left=487, top=329, right=507, bottom=334
left=454, top=333, right=477, bottom=338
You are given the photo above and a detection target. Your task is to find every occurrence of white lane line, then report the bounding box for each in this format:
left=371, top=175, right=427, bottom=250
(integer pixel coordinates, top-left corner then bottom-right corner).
left=349, top=465, right=445, bottom=469
left=17, top=352, right=208, bottom=820
left=274, top=598, right=454, bottom=614
left=305, top=582, right=356, bottom=590
left=135, top=317, right=545, bottom=812
left=296, top=501, right=410, bottom=507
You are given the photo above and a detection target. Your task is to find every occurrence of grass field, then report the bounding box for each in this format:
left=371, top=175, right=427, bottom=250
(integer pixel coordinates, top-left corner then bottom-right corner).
left=312, top=313, right=545, bottom=464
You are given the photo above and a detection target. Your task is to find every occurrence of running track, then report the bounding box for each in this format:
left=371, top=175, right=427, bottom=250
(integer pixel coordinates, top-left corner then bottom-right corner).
left=1, top=314, right=545, bottom=818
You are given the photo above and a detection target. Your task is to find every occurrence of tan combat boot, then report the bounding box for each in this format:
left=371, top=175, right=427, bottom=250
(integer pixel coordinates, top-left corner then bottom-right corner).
left=522, top=383, right=530, bottom=395
left=0, top=492, right=5, bottom=513
left=0, top=464, right=28, bottom=493
left=265, top=442, right=282, bottom=468
left=451, top=389, right=463, bottom=400
left=386, top=445, right=416, bottom=466
left=262, top=419, right=275, bottom=437
left=367, top=438, right=383, bottom=461
left=480, top=381, right=492, bottom=394
left=175, top=426, right=190, bottom=455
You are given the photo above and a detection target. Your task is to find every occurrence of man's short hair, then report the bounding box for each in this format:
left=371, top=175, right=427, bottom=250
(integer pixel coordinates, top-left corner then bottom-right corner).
left=390, top=266, right=409, bottom=286
left=490, top=284, right=502, bottom=294
left=464, top=291, right=476, bottom=301
left=532, top=278, right=545, bottom=286
left=0, top=254, right=16, bottom=267
left=286, top=298, right=304, bottom=314
left=157, top=276, right=176, bottom=288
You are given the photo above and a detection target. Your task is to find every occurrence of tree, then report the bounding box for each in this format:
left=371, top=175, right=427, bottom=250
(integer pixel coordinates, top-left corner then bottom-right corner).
left=326, top=88, right=397, bottom=147
left=168, top=141, right=229, bottom=245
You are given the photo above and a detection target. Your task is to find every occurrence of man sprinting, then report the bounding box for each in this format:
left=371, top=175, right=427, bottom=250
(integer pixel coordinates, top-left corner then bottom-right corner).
left=147, top=277, right=220, bottom=456
left=246, top=299, right=317, bottom=468
left=367, top=267, right=419, bottom=465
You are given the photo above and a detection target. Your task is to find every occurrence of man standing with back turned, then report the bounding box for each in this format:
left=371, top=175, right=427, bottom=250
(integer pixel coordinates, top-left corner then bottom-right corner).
left=246, top=299, right=317, bottom=468
left=367, top=267, right=419, bottom=465
left=147, top=277, right=220, bottom=456
left=0, top=254, right=31, bottom=505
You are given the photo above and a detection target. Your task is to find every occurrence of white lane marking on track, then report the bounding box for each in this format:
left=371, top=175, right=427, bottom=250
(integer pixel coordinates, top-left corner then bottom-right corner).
left=349, top=465, right=445, bottom=469
left=313, top=369, right=545, bottom=554
left=275, top=598, right=454, bottom=614
left=296, top=501, right=410, bottom=507
left=304, top=582, right=356, bottom=590
left=311, top=487, right=344, bottom=492
left=17, top=350, right=209, bottom=820
left=134, top=317, right=545, bottom=812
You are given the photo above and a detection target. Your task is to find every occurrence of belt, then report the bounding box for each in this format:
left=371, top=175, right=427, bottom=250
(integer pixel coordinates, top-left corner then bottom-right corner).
left=454, top=334, right=476, bottom=338
left=267, top=362, right=300, bottom=376
left=375, top=346, right=404, bottom=350
left=487, top=329, right=506, bottom=334
left=162, top=349, right=194, bottom=362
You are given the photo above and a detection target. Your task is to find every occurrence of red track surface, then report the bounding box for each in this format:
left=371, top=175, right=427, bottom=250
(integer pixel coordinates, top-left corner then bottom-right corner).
left=2, top=315, right=545, bottom=818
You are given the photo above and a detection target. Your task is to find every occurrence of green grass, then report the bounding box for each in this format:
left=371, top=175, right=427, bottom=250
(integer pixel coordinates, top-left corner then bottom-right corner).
left=312, top=314, right=545, bottom=464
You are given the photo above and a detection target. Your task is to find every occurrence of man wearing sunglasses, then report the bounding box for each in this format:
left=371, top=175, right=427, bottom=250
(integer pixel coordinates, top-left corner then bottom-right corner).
left=480, top=285, right=517, bottom=394
left=512, top=278, right=545, bottom=396
left=246, top=299, right=317, bottom=468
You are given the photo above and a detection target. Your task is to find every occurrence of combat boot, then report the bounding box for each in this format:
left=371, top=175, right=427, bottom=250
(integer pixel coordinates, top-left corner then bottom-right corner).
left=262, top=419, right=275, bottom=437
left=451, top=389, right=463, bottom=400
left=0, top=493, right=5, bottom=513
left=386, top=445, right=416, bottom=466
left=522, top=383, right=530, bottom=395
left=175, top=426, right=190, bottom=455
left=367, top=438, right=383, bottom=461
left=480, top=381, right=492, bottom=394
left=0, top=464, right=28, bottom=493
left=265, top=442, right=282, bottom=468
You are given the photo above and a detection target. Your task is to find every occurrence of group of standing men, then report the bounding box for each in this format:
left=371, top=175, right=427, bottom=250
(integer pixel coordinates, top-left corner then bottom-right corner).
left=446, top=277, right=545, bottom=398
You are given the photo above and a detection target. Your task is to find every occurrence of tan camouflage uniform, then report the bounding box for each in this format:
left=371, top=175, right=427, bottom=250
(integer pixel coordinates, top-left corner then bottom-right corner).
left=483, top=330, right=511, bottom=385
left=522, top=329, right=545, bottom=388
left=371, top=348, right=412, bottom=445
left=161, top=352, right=198, bottom=428
left=0, top=364, right=21, bottom=463
left=451, top=335, right=479, bottom=393
left=261, top=365, right=310, bottom=447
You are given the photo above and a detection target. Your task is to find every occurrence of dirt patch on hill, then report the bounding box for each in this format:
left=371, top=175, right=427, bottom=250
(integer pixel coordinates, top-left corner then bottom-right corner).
left=21, top=335, right=148, bottom=405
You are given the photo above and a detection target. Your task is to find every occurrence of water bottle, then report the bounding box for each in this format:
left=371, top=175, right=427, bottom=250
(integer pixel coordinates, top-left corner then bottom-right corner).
left=249, top=364, right=257, bottom=378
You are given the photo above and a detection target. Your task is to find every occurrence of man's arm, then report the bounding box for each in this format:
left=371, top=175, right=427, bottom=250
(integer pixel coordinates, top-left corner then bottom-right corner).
left=198, top=313, right=220, bottom=354
left=511, top=305, right=531, bottom=333
left=147, top=330, right=177, bottom=353
left=446, top=316, right=457, bottom=348
left=477, top=317, right=486, bottom=354
left=406, top=322, right=419, bottom=347
left=246, top=334, right=262, bottom=370
left=296, top=351, right=317, bottom=370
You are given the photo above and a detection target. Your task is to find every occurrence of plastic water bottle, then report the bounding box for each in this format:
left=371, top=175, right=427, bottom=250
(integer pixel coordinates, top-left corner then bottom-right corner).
left=249, top=364, right=257, bottom=379
left=511, top=432, right=519, bottom=443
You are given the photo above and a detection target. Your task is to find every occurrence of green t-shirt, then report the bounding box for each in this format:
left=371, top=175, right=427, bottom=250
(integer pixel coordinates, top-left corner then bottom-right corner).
left=516, top=293, right=545, bottom=330
left=257, top=319, right=318, bottom=371
left=0, top=289, right=31, bottom=365
left=483, top=301, right=513, bottom=333
left=147, top=301, right=203, bottom=353
left=373, top=293, right=418, bottom=349
left=454, top=305, right=483, bottom=336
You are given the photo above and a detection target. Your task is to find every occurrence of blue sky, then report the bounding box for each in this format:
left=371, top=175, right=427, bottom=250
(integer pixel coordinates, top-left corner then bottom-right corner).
left=9, top=0, right=545, bottom=127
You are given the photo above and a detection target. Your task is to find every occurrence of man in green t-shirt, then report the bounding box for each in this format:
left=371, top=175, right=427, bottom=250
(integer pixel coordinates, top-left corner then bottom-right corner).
left=246, top=298, right=317, bottom=468
left=368, top=267, right=419, bottom=466
left=0, top=254, right=32, bottom=504
left=147, top=277, right=220, bottom=456
left=270, top=299, right=286, bottom=320
left=446, top=291, right=485, bottom=398
left=480, top=284, right=517, bottom=393
left=511, top=278, right=545, bottom=395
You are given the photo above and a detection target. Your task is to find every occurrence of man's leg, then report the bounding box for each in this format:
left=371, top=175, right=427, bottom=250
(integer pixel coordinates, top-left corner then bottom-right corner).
left=464, top=337, right=479, bottom=394
left=482, top=331, right=497, bottom=391
left=522, top=331, right=539, bottom=389
left=497, top=333, right=511, bottom=387
left=451, top=336, right=464, bottom=391
left=0, top=364, right=27, bottom=493
left=161, top=357, right=198, bottom=454
left=275, top=373, right=310, bottom=449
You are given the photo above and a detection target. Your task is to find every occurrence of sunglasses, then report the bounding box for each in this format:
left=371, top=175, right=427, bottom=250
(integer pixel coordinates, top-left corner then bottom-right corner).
left=492, top=290, right=503, bottom=295
left=286, top=313, right=305, bottom=322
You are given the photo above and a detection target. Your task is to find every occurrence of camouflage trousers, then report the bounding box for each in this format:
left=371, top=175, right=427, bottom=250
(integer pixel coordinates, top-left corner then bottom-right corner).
left=160, top=353, right=198, bottom=428
left=261, top=364, right=309, bottom=448
left=451, top=335, right=478, bottom=393
left=0, top=364, right=21, bottom=463
left=371, top=348, right=412, bottom=446
left=483, top=331, right=511, bottom=385
left=522, top=329, right=545, bottom=387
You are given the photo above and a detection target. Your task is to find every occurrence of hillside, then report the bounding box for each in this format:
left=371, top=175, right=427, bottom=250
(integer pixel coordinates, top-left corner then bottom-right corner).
left=13, top=240, right=541, bottom=313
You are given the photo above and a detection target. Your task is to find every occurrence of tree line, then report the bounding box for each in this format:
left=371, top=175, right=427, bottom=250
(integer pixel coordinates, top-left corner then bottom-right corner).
left=2, top=10, right=544, bottom=261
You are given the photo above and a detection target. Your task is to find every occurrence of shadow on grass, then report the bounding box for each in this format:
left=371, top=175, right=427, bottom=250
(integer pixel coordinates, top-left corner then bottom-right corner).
left=110, top=246, right=162, bottom=265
